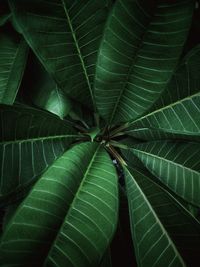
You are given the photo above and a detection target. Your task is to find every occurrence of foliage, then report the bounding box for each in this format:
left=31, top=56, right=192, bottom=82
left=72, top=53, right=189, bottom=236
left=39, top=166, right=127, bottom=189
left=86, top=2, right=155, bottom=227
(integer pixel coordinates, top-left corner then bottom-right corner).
left=0, top=0, right=200, bottom=266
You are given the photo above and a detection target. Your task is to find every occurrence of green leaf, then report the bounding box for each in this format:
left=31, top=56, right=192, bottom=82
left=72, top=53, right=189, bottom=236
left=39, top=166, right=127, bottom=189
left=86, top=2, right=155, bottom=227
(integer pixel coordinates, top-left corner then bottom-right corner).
left=68, top=100, right=94, bottom=129
left=0, top=142, right=118, bottom=266
left=0, top=104, right=76, bottom=199
left=9, top=0, right=112, bottom=108
left=131, top=141, right=200, bottom=207
left=94, top=0, right=194, bottom=124
left=85, top=126, right=101, bottom=142
left=35, top=86, right=72, bottom=119
left=0, top=31, right=28, bottom=104
left=127, top=92, right=200, bottom=140
left=125, top=167, right=200, bottom=267
left=152, top=44, right=200, bottom=111
left=27, top=53, right=72, bottom=118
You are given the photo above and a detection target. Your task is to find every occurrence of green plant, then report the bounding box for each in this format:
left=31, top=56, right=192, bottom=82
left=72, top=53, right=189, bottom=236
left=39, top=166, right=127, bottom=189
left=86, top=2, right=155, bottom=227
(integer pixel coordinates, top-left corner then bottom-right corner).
left=0, top=0, right=200, bottom=266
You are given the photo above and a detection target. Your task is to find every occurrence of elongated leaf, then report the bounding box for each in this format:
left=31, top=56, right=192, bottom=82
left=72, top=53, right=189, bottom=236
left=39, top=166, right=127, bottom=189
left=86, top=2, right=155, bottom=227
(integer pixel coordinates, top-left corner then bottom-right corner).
left=10, top=0, right=112, bottom=108
left=0, top=142, right=118, bottom=266
left=125, top=167, right=200, bottom=267
left=131, top=141, right=200, bottom=207
left=127, top=92, right=200, bottom=140
left=151, top=44, right=200, bottom=111
left=0, top=104, right=76, bottom=199
left=94, top=0, right=194, bottom=124
left=0, top=31, right=28, bottom=104
left=126, top=126, right=200, bottom=142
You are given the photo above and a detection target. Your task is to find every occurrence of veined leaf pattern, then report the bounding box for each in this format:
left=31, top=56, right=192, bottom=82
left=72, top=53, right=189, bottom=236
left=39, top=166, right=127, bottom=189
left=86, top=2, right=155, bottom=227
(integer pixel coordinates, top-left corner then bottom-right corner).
left=0, top=104, right=76, bottom=198
left=0, top=1, right=199, bottom=266
left=0, top=32, right=28, bottom=104
left=94, top=0, right=194, bottom=124
left=127, top=93, right=200, bottom=140
left=0, top=142, right=118, bottom=267
left=131, top=141, right=200, bottom=207
left=152, top=44, right=200, bottom=110
left=125, top=167, right=200, bottom=267
left=126, top=45, right=200, bottom=141
left=9, top=0, right=112, bottom=108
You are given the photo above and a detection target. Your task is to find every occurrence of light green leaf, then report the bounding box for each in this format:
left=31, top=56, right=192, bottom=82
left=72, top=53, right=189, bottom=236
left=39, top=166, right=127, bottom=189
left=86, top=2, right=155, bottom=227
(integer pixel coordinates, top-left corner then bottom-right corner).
left=9, top=0, right=112, bottom=108
left=125, top=167, right=200, bottom=267
left=0, top=31, right=28, bottom=104
left=127, top=92, right=200, bottom=140
left=0, top=142, right=118, bottom=267
left=131, top=141, right=200, bottom=207
left=0, top=104, right=77, bottom=199
left=94, top=0, right=194, bottom=124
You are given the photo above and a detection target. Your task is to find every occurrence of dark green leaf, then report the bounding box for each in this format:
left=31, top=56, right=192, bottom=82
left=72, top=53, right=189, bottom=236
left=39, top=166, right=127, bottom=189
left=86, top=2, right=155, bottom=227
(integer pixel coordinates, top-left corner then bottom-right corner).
left=99, top=248, right=112, bottom=267
left=9, top=0, right=112, bottom=108
left=131, top=141, right=200, bottom=207
left=127, top=92, right=200, bottom=141
left=26, top=53, right=72, bottom=118
left=152, top=44, right=200, bottom=110
left=0, top=104, right=76, bottom=199
left=0, top=142, right=118, bottom=267
left=125, top=166, right=200, bottom=267
left=94, top=0, right=194, bottom=124
left=0, top=31, right=28, bottom=104
left=85, top=126, right=101, bottom=142
left=0, top=0, right=11, bottom=26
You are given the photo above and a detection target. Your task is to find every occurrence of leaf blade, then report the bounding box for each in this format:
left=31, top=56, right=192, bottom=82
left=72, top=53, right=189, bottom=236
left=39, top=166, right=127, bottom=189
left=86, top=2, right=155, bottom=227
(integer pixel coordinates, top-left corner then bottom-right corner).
left=127, top=92, right=200, bottom=140
left=0, top=142, right=118, bottom=267
left=9, top=0, right=112, bottom=108
left=131, top=141, right=200, bottom=207
left=0, top=104, right=76, bottom=199
left=0, top=32, right=28, bottom=104
left=94, top=0, right=194, bottom=124
left=125, top=166, right=200, bottom=267
left=125, top=167, right=186, bottom=267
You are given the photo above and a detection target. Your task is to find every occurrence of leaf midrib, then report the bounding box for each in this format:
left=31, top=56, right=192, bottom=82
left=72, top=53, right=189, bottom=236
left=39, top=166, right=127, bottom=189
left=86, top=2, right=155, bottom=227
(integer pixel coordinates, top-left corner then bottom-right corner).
left=127, top=127, right=200, bottom=135
left=61, top=0, right=94, bottom=108
left=134, top=168, right=200, bottom=224
left=132, top=147, right=200, bottom=176
left=0, top=134, right=81, bottom=145
left=130, top=92, right=200, bottom=126
left=108, top=3, right=156, bottom=124
left=45, top=143, right=101, bottom=264
left=125, top=167, right=186, bottom=267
